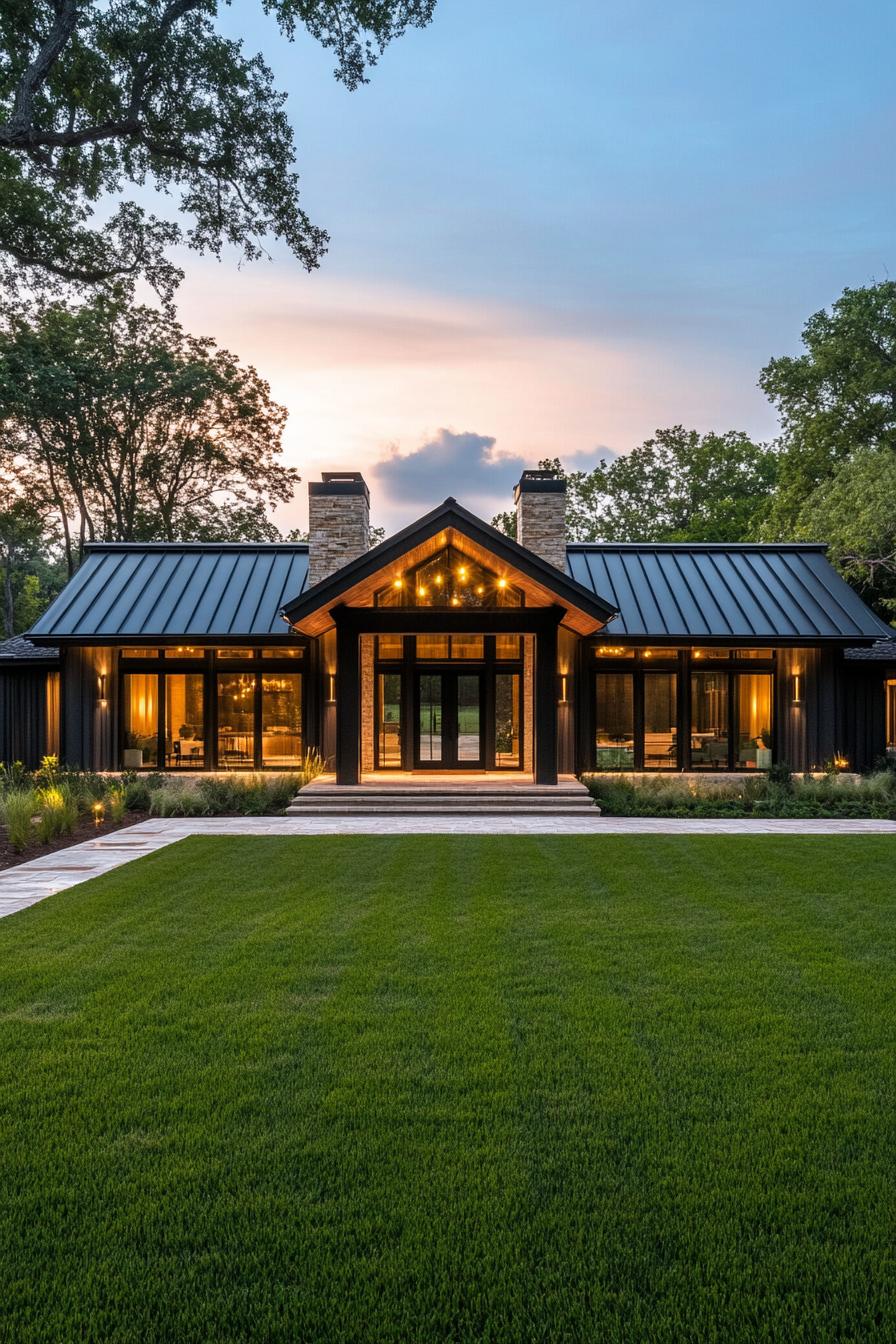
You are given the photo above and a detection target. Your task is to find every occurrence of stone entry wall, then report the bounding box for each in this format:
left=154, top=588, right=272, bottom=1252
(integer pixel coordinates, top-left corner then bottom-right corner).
left=360, top=635, right=375, bottom=773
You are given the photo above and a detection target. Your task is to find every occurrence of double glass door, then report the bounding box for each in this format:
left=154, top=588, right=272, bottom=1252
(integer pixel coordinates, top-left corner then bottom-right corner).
left=415, top=672, right=483, bottom=768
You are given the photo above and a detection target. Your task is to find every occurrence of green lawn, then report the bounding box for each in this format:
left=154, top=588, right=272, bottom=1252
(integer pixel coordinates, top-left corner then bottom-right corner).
left=0, top=836, right=894, bottom=1343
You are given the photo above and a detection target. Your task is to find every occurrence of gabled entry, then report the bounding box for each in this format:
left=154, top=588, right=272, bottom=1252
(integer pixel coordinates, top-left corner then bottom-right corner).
left=281, top=497, right=616, bottom=786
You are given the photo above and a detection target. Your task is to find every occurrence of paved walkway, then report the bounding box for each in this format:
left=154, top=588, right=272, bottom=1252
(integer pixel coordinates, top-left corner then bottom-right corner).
left=0, top=815, right=894, bottom=921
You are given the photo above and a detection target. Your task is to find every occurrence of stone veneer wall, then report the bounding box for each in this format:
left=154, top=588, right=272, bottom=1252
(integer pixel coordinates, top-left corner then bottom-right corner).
left=515, top=491, right=567, bottom=570
left=308, top=485, right=370, bottom=586
left=360, top=635, right=375, bottom=774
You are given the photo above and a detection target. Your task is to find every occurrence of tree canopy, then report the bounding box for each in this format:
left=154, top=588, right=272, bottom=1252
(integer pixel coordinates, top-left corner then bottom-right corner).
left=0, top=291, right=297, bottom=574
left=0, top=1, right=436, bottom=296
left=494, top=434, right=778, bottom=544
left=759, top=281, right=896, bottom=535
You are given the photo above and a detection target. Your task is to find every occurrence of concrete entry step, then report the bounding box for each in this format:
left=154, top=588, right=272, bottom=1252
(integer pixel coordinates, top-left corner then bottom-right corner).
left=287, top=773, right=600, bottom=817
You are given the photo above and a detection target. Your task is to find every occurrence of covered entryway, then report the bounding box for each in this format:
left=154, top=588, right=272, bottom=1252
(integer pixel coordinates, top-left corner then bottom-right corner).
left=281, top=496, right=617, bottom=784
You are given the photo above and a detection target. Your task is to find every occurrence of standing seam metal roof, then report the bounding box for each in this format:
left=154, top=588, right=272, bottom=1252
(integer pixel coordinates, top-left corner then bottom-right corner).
left=28, top=544, right=310, bottom=640
left=566, top=544, right=893, bottom=641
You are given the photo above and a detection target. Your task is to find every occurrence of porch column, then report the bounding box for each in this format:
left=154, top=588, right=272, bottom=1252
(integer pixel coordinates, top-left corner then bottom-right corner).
left=334, top=609, right=360, bottom=785
left=534, top=611, right=561, bottom=785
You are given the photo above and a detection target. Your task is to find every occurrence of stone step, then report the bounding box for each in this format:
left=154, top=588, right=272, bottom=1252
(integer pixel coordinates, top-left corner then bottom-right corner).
left=286, top=801, right=601, bottom=811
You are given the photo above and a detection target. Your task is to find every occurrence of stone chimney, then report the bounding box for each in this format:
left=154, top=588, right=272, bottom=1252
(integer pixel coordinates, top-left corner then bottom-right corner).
left=308, top=472, right=370, bottom=585
left=513, top=469, right=567, bottom=568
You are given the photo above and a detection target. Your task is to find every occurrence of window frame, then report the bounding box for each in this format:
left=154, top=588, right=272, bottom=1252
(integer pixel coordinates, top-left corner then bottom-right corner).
left=590, top=647, right=777, bottom=772
left=118, top=645, right=306, bottom=770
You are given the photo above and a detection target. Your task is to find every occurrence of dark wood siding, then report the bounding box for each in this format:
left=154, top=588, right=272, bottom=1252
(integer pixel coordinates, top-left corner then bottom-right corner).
left=0, top=668, right=59, bottom=768
left=61, top=647, right=117, bottom=770
left=836, top=662, right=890, bottom=772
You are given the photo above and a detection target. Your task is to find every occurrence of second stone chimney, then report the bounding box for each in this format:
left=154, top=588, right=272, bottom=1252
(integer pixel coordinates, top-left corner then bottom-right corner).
left=513, top=469, right=567, bottom=569
left=308, top=472, right=370, bottom=585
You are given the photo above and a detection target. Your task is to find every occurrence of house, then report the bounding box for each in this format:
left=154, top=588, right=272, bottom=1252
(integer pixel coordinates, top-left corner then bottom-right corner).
left=2, top=469, right=895, bottom=781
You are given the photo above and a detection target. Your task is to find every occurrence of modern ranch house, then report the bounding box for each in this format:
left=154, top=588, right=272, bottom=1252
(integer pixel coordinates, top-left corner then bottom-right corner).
left=1, top=469, right=895, bottom=782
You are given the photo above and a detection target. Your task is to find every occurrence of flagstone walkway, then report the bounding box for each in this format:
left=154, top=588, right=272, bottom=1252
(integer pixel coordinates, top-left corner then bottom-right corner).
left=0, top=815, right=894, bottom=922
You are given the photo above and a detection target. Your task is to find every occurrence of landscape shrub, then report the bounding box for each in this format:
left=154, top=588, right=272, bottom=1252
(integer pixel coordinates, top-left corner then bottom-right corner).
left=584, top=770, right=896, bottom=819
left=35, top=785, right=79, bottom=843
left=2, top=789, right=39, bottom=851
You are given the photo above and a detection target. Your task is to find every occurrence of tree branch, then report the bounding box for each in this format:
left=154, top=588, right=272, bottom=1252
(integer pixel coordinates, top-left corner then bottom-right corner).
left=2, top=0, right=80, bottom=141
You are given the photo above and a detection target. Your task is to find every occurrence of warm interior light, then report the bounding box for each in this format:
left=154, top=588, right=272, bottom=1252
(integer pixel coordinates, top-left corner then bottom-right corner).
left=458, top=566, right=468, bottom=581
left=416, top=586, right=427, bottom=598
left=643, top=650, right=652, bottom=659
left=434, top=574, right=443, bottom=586
left=475, top=585, right=484, bottom=595
left=451, top=597, right=460, bottom=607
left=497, top=578, right=507, bottom=590
left=393, top=578, right=403, bottom=589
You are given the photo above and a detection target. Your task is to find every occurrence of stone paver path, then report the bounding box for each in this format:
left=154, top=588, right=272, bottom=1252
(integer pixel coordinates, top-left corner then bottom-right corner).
left=0, top=815, right=894, bottom=921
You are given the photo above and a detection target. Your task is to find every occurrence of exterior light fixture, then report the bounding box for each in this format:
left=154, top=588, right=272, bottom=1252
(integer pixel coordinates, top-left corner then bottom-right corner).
left=98, top=672, right=108, bottom=707
left=92, top=800, right=104, bottom=827
left=791, top=672, right=802, bottom=706
left=326, top=673, right=336, bottom=703
left=557, top=673, right=569, bottom=704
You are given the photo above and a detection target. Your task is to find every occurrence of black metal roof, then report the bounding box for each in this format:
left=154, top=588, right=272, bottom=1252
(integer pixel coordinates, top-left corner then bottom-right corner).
left=566, top=543, right=894, bottom=642
left=28, top=544, right=309, bottom=643
left=0, top=634, right=60, bottom=663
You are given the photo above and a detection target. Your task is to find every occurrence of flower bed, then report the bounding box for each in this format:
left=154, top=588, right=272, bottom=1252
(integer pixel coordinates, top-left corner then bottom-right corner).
left=583, top=766, right=896, bottom=818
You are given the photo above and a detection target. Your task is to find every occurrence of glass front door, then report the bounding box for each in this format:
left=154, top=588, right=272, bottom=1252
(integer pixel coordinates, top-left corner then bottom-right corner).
left=415, top=671, right=483, bottom=768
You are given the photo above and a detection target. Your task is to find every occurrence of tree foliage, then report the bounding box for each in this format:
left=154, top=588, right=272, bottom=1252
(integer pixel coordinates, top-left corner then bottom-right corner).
left=760, top=282, right=896, bottom=535
left=0, top=1, right=436, bottom=295
left=494, top=437, right=777, bottom=544
left=0, top=292, right=297, bottom=574
left=0, top=475, right=64, bottom=636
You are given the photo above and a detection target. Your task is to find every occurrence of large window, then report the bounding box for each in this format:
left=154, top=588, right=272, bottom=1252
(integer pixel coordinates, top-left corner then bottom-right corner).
left=217, top=673, right=256, bottom=767
left=595, top=673, right=634, bottom=769
left=123, top=673, right=159, bottom=767
left=261, top=673, right=302, bottom=766
left=888, top=681, right=896, bottom=753
left=375, top=545, right=522, bottom=608
left=377, top=673, right=403, bottom=768
left=165, top=674, right=204, bottom=767
left=593, top=652, right=776, bottom=772
left=644, top=673, right=677, bottom=769
left=691, top=672, right=729, bottom=769
left=737, top=674, right=773, bottom=769
left=495, top=673, right=521, bottom=767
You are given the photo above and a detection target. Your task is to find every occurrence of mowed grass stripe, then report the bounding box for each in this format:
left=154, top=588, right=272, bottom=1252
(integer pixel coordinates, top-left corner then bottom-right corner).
left=0, top=836, right=893, bottom=1343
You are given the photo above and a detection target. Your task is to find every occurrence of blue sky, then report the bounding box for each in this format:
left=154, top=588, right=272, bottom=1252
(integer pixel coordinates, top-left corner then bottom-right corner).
left=174, top=0, right=896, bottom=531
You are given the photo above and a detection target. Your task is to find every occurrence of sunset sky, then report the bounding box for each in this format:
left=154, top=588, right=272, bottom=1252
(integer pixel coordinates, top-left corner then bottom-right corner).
left=172, top=0, right=895, bottom=534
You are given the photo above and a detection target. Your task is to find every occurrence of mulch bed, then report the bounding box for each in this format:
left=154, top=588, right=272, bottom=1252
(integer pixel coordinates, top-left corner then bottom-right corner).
left=0, top=813, right=151, bottom=873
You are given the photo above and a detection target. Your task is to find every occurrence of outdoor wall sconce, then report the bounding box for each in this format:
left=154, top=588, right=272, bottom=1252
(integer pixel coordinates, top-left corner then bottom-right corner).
left=98, top=672, right=108, bottom=708
left=326, top=673, right=336, bottom=703
left=791, top=672, right=802, bottom=706
left=557, top=673, right=569, bottom=704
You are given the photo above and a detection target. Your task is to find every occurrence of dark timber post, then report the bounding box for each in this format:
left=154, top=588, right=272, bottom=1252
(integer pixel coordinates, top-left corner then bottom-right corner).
left=334, top=608, right=361, bottom=785
left=535, top=609, right=561, bottom=785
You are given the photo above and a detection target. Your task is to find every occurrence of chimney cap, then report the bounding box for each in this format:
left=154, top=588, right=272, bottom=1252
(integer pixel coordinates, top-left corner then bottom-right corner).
left=309, top=471, right=369, bottom=502
left=514, top=468, right=565, bottom=501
